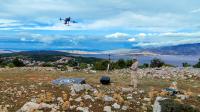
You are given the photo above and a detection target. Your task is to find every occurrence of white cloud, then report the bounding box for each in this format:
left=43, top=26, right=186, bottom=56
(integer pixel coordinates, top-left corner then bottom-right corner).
left=135, top=39, right=200, bottom=47
left=0, top=19, right=22, bottom=27
left=160, top=32, right=200, bottom=37
left=105, top=32, right=130, bottom=38
left=18, top=32, right=60, bottom=44
left=128, top=38, right=136, bottom=42
left=190, top=8, right=200, bottom=13
left=132, top=32, right=200, bottom=47
left=135, top=33, right=146, bottom=38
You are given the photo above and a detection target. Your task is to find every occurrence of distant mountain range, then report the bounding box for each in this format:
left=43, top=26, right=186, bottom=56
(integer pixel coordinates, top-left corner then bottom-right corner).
left=0, top=43, right=200, bottom=56
left=146, top=43, right=200, bottom=55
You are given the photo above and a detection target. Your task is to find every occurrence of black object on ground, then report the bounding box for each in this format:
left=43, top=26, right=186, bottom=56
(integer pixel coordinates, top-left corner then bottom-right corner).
left=100, top=76, right=111, bottom=85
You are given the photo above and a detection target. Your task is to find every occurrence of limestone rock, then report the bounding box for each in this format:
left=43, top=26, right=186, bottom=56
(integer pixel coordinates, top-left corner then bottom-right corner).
left=83, top=95, right=95, bottom=102
left=153, top=97, right=168, bottom=112
left=103, top=106, right=112, bottom=112
left=76, top=107, right=89, bottom=112
left=112, top=103, right=120, bottom=109
left=17, top=102, right=57, bottom=112
left=122, top=105, right=128, bottom=111
left=103, top=95, right=114, bottom=102
left=75, top=97, right=82, bottom=102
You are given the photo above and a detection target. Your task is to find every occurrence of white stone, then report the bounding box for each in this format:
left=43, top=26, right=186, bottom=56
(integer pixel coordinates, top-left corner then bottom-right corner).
left=112, top=103, right=120, bottom=109
left=103, top=95, right=114, bottom=102
left=121, top=87, right=133, bottom=93
left=103, top=106, right=112, bottom=112
left=76, top=107, right=89, bottom=112
left=75, top=97, right=82, bottom=102
left=83, top=95, right=95, bottom=102
left=17, top=102, right=57, bottom=112
left=122, top=105, right=128, bottom=110
left=153, top=97, right=168, bottom=112
left=176, top=95, right=189, bottom=100
left=144, top=98, right=151, bottom=102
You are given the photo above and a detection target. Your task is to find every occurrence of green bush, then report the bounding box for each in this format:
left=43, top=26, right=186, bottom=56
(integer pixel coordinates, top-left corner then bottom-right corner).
left=80, top=63, right=88, bottom=69
left=7, top=63, right=15, bottom=68
left=115, top=59, right=126, bottom=69
left=93, top=60, right=109, bottom=70
left=42, top=63, right=54, bottom=67
left=193, top=59, right=200, bottom=68
left=12, top=58, right=25, bottom=67
left=125, top=59, right=133, bottom=67
left=67, top=59, right=78, bottom=67
left=139, top=63, right=149, bottom=68
left=150, top=58, right=165, bottom=68
left=182, top=62, right=191, bottom=67
left=160, top=99, right=200, bottom=112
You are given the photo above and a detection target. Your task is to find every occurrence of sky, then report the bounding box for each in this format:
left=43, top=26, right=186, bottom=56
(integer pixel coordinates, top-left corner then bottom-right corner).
left=1, top=0, right=200, bottom=51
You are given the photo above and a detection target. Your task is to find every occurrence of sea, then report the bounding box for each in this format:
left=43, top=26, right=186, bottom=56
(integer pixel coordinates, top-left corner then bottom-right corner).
left=79, top=54, right=200, bottom=67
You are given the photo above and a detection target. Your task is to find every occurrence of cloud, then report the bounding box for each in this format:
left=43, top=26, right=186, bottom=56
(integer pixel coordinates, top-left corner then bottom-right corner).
left=105, top=32, right=130, bottom=38
left=132, top=32, right=200, bottom=48
left=190, top=8, right=200, bottom=13
left=0, top=19, right=22, bottom=27
left=85, top=11, right=183, bottom=31
left=128, top=38, right=136, bottom=42
left=135, top=33, right=146, bottom=38
left=160, top=32, right=200, bottom=37
left=1, top=0, right=200, bottom=50
left=18, top=32, right=70, bottom=44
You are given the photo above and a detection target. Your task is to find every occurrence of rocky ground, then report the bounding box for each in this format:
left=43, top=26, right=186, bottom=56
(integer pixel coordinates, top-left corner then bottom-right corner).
left=0, top=67, right=200, bottom=112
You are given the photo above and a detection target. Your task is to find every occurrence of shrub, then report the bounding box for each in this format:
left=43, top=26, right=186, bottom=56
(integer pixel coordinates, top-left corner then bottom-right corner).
left=150, top=58, right=165, bottom=68
left=125, top=59, right=133, bottom=67
left=182, top=62, right=191, bottom=67
left=115, top=59, right=126, bottom=69
left=67, top=59, right=78, bottom=67
left=193, top=59, right=200, bottom=68
left=12, top=58, right=25, bottom=67
left=80, top=63, right=88, bottom=69
left=160, top=99, right=199, bottom=112
left=139, top=63, right=149, bottom=68
left=93, top=60, right=109, bottom=70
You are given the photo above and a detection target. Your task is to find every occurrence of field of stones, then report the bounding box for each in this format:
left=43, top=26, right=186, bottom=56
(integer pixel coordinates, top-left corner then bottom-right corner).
left=0, top=67, right=200, bottom=112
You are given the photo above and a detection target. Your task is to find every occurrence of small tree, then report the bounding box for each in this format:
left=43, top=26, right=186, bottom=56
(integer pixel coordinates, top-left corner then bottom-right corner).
left=115, top=59, right=126, bottom=69
left=139, top=63, right=149, bottom=68
left=150, top=58, right=164, bottom=68
left=7, top=63, right=15, bottom=68
left=12, top=58, right=25, bottom=67
left=67, top=59, right=78, bottom=67
left=126, top=59, right=133, bottom=67
left=193, top=59, right=200, bottom=68
left=93, top=60, right=109, bottom=70
left=80, top=63, right=88, bottom=69
left=182, top=62, right=191, bottom=67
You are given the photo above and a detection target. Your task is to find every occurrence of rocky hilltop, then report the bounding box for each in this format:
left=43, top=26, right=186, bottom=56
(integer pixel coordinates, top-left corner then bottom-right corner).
left=0, top=67, right=200, bottom=112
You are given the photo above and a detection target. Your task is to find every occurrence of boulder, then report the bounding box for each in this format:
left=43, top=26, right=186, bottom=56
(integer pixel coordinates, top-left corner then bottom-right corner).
left=153, top=97, right=168, bottom=112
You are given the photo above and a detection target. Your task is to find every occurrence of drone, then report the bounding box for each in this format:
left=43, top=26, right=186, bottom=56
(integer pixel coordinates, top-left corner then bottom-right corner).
left=59, top=17, right=77, bottom=26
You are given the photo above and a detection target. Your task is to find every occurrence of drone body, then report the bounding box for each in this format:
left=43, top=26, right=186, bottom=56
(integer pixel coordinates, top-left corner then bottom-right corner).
left=60, top=17, right=77, bottom=26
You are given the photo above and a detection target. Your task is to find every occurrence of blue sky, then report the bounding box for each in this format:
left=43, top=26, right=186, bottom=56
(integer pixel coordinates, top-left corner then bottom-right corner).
left=1, top=0, right=200, bottom=51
